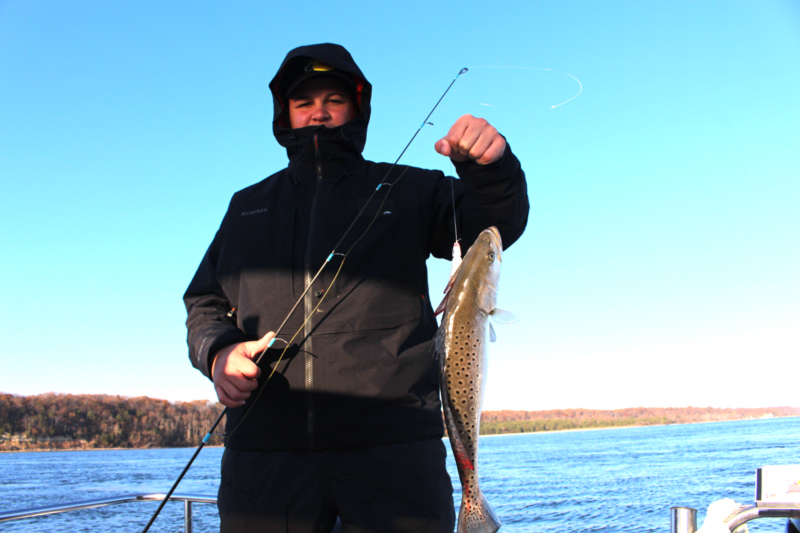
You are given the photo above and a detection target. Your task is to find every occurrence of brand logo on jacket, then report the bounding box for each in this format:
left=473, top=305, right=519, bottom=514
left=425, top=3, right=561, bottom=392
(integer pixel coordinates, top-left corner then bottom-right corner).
left=241, top=208, right=269, bottom=216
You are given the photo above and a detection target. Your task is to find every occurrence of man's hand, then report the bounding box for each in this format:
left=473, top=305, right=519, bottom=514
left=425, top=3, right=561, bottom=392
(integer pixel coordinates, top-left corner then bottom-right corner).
left=211, top=332, right=275, bottom=408
left=435, top=114, right=506, bottom=165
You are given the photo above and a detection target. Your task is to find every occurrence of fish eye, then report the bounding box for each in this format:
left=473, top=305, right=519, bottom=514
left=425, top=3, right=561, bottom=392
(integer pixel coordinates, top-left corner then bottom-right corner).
left=488, top=251, right=495, bottom=261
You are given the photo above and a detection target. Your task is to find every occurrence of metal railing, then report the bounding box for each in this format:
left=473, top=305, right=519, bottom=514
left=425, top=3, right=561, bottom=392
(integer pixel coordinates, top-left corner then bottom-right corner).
left=671, top=504, right=800, bottom=533
left=0, top=493, right=216, bottom=533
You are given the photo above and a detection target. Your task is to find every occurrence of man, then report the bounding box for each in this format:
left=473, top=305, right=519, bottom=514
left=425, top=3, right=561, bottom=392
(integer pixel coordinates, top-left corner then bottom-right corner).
left=184, top=43, right=528, bottom=532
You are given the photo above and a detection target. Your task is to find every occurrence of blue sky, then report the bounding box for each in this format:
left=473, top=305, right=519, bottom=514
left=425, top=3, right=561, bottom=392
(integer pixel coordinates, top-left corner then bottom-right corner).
left=1, top=0, right=798, bottom=410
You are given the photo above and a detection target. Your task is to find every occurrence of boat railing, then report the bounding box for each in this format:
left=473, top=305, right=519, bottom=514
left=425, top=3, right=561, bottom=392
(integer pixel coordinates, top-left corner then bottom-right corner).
left=671, top=465, right=800, bottom=532
left=0, top=492, right=216, bottom=533
left=671, top=504, right=800, bottom=532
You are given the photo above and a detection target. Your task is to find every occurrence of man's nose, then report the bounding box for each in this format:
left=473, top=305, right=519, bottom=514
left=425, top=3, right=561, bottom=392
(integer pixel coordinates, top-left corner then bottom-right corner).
left=311, top=103, right=331, bottom=121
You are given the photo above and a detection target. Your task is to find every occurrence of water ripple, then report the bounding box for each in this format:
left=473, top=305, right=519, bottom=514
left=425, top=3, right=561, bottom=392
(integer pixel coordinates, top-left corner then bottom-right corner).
left=1, top=418, right=799, bottom=532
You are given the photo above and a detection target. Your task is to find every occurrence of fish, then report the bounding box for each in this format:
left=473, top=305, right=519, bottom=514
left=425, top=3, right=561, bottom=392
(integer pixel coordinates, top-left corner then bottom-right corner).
left=434, top=226, right=516, bottom=533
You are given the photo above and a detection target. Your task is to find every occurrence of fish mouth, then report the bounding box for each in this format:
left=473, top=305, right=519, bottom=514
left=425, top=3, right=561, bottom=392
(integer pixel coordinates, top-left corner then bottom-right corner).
left=487, top=226, right=502, bottom=259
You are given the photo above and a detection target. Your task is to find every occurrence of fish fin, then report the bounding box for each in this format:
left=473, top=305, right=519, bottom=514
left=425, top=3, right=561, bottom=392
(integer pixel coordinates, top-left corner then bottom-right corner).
left=435, top=272, right=458, bottom=316
left=489, top=322, right=497, bottom=343
left=437, top=239, right=467, bottom=315
left=442, top=244, right=464, bottom=297
left=434, top=292, right=449, bottom=316
left=490, top=308, right=519, bottom=324
left=443, top=276, right=455, bottom=295
left=457, top=487, right=502, bottom=533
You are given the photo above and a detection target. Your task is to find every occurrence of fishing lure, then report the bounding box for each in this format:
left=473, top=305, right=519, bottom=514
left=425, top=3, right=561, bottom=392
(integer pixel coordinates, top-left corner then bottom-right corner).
left=450, top=240, right=462, bottom=278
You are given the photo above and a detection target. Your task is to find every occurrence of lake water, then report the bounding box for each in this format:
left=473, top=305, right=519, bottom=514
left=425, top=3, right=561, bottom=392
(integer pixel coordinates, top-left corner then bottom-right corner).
left=1, top=417, right=799, bottom=532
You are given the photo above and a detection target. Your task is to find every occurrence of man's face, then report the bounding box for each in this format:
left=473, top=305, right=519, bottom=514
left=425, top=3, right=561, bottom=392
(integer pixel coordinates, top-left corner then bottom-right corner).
left=288, top=77, right=355, bottom=129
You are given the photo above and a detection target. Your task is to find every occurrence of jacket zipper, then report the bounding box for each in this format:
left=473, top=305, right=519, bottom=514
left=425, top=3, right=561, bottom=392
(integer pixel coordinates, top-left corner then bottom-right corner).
left=303, top=132, right=323, bottom=450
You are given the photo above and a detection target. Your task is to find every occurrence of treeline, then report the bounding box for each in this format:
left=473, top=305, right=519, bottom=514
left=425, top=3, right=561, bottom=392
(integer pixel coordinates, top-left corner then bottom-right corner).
left=2, top=393, right=799, bottom=451
left=0, top=393, right=226, bottom=451
left=480, top=406, right=800, bottom=435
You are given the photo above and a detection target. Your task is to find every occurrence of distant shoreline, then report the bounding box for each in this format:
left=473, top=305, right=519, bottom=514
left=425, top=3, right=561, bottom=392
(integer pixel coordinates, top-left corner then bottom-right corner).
left=0, top=445, right=225, bottom=454
left=480, top=423, right=642, bottom=437
left=4, top=416, right=797, bottom=453
left=478, top=415, right=800, bottom=438
left=3, top=393, right=797, bottom=453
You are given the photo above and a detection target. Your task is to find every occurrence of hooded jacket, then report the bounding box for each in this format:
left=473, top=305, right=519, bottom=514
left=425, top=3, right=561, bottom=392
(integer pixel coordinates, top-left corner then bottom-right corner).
left=184, top=43, right=529, bottom=451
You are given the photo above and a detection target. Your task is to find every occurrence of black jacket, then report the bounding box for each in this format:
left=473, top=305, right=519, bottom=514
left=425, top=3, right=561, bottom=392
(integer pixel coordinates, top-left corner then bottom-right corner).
left=184, top=43, right=529, bottom=451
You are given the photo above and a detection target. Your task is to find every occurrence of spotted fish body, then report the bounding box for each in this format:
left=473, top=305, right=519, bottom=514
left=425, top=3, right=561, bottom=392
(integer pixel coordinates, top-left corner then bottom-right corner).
left=435, top=227, right=503, bottom=533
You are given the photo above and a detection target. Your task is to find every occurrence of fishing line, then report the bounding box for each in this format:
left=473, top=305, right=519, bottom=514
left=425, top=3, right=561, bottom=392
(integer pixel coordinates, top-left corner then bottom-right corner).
left=419, top=75, right=464, bottom=284
left=447, top=160, right=462, bottom=281
left=226, top=163, right=413, bottom=439
left=217, top=80, right=448, bottom=440
left=454, top=100, right=518, bottom=111
left=224, top=250, right=350, bottom=439
left=450, top=174, right=458, bottom=244
left=464, top=65, right=583, bottom=109
left=141, top=67, right=467, bottom=533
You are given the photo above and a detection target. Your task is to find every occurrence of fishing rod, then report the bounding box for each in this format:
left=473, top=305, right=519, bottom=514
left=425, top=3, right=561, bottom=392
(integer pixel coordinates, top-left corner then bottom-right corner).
left=141, top=67, right=468, bottom=533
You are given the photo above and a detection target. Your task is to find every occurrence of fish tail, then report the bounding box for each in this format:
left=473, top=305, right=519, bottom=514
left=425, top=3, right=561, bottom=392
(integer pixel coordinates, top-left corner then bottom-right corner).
left=457, top=488, right=501, bottom=533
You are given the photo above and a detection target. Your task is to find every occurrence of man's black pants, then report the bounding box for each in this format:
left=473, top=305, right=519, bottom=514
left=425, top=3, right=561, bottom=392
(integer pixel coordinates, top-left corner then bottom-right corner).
left=218, top=438, right=455, bottom=533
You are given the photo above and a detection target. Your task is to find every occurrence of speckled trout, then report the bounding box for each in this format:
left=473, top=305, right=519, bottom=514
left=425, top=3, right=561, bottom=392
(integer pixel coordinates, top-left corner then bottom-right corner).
left=434, top=226, right=514, bottom=533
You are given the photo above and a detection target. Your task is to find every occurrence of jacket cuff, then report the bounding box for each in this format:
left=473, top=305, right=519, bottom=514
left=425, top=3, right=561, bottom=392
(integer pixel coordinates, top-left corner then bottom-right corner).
left=452, top=139, right=517, bottom=186
left=195, top=329, right=248, bottom=380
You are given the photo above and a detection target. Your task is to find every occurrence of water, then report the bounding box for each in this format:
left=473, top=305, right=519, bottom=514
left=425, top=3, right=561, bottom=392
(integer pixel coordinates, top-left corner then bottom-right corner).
left=1, top=417, right=798, bottom=532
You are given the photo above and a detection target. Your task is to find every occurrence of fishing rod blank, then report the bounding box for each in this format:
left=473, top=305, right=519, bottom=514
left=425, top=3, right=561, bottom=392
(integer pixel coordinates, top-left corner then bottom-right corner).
left=141, top=67, right=467, bottom=532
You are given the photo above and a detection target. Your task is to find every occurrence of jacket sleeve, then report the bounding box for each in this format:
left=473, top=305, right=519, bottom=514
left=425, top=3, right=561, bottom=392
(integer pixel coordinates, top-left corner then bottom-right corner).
left=429, top=141, right=529, bottom=258
left=183, top=211, right=249, bottom=380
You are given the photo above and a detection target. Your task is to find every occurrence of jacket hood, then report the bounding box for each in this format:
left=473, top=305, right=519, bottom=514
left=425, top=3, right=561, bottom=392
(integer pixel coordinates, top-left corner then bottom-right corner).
left=269, top=43, right=372, bottom=156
